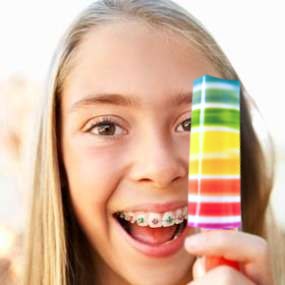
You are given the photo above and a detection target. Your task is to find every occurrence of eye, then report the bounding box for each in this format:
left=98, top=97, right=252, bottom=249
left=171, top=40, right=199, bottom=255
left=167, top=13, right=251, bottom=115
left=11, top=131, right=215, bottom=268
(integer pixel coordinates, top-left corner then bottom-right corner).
left=85, top=116, right=127, bottom=138
left=176, top=118, right=191, bottom=132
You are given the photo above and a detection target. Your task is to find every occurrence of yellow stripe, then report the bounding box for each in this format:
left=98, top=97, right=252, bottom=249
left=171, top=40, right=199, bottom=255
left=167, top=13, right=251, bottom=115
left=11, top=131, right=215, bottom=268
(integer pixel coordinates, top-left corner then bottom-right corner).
left=190, top=131, right=240, bottom=155
left=189, top=157, right=240, bottom=176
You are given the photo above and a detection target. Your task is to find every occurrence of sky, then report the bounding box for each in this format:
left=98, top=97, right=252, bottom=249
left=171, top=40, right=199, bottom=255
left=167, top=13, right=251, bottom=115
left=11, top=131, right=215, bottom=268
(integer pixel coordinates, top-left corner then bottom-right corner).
left=0, top=0, right=284, bottom=149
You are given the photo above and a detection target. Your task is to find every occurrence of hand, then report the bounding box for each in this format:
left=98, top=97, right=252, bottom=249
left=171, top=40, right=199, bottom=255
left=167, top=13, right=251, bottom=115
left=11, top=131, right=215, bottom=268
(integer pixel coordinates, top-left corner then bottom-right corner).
left=184, top=230, right=274, bottom=285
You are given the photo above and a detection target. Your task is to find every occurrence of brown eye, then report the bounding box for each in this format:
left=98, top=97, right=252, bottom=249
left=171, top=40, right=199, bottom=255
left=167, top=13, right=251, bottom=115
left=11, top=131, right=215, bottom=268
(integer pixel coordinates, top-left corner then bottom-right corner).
left=176, top=118, right=191, bottom=132
left=85, top=117, right=126, bottom=137
left=92, top=122, right=117, bottom=136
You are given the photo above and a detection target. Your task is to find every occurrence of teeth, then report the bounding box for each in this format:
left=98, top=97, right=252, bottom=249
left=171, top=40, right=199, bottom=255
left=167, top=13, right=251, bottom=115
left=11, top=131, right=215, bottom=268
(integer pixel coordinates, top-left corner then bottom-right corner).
left=135, top=212, right=148, bottom=226
left=162, top=211, right=175, bottom=227
left=175, top=208, right=184, bottom=224
left=125, top=212, right=136, bottom=223
left=117, top=206, right=188, bottom=227
left=148, top=213, right=162, bottom=228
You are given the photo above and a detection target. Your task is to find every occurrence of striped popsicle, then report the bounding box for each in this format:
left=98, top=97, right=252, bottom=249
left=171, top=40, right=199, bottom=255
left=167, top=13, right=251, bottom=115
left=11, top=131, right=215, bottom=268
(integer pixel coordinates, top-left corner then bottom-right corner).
left=188, top=74, right=241, bottom=230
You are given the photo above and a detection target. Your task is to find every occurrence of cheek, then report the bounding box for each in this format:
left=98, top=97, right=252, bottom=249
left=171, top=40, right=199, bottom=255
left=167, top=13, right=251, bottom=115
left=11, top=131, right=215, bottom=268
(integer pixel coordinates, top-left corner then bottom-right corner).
left=62, top=137, right=129, bottom=244
left=62, top=136, right=127, bottom=211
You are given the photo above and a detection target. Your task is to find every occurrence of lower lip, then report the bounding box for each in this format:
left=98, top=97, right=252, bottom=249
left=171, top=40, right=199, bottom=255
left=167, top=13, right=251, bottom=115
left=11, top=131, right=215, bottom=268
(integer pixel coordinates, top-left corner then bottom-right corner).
left=113, top=217, right=190, bottom=258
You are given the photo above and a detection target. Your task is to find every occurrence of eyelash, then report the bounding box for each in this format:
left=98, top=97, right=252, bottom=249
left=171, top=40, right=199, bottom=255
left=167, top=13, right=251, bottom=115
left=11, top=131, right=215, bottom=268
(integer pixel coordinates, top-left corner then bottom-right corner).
left=85, top=116, right=191, bottom=139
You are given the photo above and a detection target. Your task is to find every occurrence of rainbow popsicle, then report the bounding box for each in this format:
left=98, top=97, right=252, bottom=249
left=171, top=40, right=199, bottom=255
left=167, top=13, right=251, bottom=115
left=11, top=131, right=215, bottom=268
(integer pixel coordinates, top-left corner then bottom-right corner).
left=188, top=74, right=241, bottom=230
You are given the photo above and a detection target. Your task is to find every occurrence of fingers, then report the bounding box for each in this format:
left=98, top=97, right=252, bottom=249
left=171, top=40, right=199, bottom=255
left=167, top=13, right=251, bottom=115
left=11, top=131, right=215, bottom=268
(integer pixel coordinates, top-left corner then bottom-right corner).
left=184, top=230, right=274, bottom=285
left=186, top=265, right=255, bottom=285
left=192, top=257, right=206, bottom=280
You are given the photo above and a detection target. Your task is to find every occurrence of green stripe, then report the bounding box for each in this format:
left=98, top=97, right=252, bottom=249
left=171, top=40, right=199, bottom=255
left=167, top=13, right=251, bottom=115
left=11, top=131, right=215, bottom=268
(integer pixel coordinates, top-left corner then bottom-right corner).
left=192, top=108, right=240, bottom=130
left=193, top=89, right=240, bottom=105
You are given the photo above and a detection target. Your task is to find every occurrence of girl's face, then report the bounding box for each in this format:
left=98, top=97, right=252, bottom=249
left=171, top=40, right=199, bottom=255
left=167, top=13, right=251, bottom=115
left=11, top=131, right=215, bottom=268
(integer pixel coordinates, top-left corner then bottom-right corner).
left=61, top=21, right=220, bottom=285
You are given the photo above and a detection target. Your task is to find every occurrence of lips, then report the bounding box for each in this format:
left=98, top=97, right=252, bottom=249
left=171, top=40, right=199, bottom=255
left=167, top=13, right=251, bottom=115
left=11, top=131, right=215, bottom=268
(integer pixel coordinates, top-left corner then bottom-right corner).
left=114, top=200, right=187, bottom=213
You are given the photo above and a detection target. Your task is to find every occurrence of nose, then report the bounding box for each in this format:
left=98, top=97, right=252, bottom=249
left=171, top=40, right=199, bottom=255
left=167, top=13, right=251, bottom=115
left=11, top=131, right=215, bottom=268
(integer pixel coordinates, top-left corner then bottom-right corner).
left=128, top=132, right=188, bottom=189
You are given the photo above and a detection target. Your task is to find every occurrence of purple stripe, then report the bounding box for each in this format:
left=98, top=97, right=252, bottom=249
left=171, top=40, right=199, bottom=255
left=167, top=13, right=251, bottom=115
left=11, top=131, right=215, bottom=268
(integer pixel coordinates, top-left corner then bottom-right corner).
left=187, top=221, right=241, bottom=229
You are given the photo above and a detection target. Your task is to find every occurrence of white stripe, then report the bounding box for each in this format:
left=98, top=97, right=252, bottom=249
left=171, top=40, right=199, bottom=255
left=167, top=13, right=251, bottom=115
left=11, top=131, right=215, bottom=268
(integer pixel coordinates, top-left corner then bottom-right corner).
left=193, top=82, right=239, bottom=93
left=192, top=103, right=239, bottom=111
left=188, top=194, right=240, bottom=203
left=189, top=175, right=240, bottom=180
left=191, top=126, right=239, bottom=133
left=188, top=215, right=241, bottom=223
left=190, top=151, right=240, bottom=160
left=196, top=80, right=207, bottom=194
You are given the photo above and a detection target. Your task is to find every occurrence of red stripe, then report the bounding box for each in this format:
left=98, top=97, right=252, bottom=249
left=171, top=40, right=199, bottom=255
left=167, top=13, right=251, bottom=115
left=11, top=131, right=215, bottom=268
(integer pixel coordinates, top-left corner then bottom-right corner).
left=188, top=202, right=241, bottom=216
left=188, top=179, right=240, bottom=195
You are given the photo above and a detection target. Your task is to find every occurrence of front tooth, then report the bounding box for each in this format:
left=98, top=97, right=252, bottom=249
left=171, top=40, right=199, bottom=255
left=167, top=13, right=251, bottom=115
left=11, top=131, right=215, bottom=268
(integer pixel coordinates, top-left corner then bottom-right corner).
left=175, top=208, right=184, bottom=224
left=162, top=211, right=175, bottom=227
left=148, top=213, right=162, bottom=228
left=135, top=212, right=148, bottom=226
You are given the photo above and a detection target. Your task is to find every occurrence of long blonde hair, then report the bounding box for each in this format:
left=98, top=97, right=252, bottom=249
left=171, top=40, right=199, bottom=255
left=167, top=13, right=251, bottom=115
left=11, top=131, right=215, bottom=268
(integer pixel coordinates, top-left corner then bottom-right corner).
left=23, top=1, right=283, bottom=284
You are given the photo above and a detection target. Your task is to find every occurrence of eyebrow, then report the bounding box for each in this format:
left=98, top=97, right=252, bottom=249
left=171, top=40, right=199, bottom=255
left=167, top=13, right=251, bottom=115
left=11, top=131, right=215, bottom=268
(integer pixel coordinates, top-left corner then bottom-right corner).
left=69, top=92, right=192, bottom=112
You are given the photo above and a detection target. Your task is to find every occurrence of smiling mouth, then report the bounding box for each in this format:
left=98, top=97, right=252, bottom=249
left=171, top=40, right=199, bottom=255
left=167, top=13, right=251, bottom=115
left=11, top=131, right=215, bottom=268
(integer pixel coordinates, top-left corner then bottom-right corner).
left=112, top=212, right=187, bottom=245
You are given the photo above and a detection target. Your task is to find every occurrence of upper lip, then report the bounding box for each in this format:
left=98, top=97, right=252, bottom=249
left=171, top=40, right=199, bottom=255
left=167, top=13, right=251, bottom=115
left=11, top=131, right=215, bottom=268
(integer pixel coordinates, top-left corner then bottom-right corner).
left=115, top=200, right=187, bottom=213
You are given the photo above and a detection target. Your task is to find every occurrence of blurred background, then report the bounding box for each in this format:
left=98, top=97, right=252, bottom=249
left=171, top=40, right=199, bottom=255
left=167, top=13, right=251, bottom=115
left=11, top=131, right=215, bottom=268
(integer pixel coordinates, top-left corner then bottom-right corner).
left=0, top=1, right=284, bottom=283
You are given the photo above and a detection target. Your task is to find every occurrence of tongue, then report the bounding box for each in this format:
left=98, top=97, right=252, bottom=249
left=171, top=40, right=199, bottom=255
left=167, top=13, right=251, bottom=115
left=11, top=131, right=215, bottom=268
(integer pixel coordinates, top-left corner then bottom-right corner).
left=129, top=223, right=177, bottom=245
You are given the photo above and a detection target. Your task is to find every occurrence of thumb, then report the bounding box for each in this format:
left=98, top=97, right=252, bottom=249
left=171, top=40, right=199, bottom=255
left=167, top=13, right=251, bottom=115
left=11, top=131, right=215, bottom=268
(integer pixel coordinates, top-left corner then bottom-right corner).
left=192, top=257, right=206, bottom=280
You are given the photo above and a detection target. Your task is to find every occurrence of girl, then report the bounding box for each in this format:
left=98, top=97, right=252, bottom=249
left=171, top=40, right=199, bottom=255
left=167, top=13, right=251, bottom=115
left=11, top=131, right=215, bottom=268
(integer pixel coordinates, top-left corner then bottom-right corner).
left=23, top=0, right=284, bottom=284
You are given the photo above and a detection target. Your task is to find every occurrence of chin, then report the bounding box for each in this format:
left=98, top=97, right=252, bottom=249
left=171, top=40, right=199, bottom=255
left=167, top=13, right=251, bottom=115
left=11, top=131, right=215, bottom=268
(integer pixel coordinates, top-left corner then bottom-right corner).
left=114, top=252, right=193, bottom=285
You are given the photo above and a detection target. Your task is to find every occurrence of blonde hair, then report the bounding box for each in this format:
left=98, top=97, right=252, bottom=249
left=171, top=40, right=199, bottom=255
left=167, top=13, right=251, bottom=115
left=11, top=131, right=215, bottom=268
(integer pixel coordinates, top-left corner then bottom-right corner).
left=23, top=0, right=283, bottom=284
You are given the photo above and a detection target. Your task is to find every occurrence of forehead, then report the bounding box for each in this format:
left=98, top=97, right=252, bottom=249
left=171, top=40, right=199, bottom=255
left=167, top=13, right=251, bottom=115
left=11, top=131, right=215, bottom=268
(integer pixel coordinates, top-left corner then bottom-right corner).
left=62, top=20, right=219, bottom=109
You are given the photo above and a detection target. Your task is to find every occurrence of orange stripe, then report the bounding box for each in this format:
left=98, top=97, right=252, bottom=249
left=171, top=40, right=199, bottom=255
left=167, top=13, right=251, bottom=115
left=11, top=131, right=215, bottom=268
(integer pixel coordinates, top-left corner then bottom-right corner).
left=188, top=179, right=240, bottom=195
left=189, top=157, right=240, bottom=176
